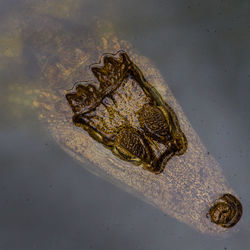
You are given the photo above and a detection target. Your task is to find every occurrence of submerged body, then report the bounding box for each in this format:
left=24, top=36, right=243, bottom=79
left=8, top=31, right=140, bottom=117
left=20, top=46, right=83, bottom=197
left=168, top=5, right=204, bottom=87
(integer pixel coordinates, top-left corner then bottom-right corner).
left=7, top=9, right=242, bottom=235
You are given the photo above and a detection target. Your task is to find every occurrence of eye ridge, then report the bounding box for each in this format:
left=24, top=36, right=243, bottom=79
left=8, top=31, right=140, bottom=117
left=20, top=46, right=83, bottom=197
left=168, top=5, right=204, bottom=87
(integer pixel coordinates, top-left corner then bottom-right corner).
left=66, top=51, right=187, bottom=174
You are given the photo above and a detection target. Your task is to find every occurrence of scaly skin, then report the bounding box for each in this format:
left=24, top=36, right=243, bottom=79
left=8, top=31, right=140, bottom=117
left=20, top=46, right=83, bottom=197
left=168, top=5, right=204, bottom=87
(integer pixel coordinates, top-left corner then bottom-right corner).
left=66, top=51, right=187, bottom=174
left=6, top=5, right=242, bottom=235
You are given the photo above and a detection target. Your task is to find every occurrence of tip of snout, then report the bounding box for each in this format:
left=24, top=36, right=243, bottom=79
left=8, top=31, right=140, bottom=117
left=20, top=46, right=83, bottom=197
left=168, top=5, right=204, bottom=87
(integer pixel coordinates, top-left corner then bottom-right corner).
left=207, top=193, right=242, bottom=228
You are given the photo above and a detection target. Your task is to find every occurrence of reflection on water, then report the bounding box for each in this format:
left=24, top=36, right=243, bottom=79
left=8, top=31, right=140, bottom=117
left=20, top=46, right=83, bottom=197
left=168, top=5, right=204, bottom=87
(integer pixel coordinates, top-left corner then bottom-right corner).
left=0, top=0, right=249, bottom=249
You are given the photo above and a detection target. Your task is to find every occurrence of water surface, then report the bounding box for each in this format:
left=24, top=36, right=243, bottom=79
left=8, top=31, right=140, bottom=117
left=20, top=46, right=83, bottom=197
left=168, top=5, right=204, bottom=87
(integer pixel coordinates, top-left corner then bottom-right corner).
left=0, top=0, right=249, bottom=249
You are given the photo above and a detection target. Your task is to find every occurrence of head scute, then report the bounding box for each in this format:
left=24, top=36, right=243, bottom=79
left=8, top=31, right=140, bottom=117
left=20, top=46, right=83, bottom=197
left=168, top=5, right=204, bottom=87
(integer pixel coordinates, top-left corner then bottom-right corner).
left=66, top=51, right=187, bottom=174
left=91, top=51, right=132, bottom=94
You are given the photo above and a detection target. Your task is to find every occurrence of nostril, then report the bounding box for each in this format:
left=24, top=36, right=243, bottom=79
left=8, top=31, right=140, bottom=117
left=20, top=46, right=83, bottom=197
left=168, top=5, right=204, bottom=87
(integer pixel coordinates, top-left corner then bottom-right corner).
left=207, top=193, right=242, bottom=228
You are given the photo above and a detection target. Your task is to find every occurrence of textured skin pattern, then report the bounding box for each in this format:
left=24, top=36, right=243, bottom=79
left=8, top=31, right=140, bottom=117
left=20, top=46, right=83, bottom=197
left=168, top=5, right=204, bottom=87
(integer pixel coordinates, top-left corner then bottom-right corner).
left=66, top=52, right=187, bottom=174
left=8, top=9, right=242, bottom=235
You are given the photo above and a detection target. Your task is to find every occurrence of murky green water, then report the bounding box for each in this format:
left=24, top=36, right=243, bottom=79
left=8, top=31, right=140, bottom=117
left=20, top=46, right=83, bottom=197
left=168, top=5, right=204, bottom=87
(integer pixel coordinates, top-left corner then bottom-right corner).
left=0, top=0, right=249, bottom=249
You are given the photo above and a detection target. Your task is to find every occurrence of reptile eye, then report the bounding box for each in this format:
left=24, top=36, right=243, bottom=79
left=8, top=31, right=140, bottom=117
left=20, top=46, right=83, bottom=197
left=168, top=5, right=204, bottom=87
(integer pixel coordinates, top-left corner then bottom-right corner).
left=138, top=103, right=170, bottom=142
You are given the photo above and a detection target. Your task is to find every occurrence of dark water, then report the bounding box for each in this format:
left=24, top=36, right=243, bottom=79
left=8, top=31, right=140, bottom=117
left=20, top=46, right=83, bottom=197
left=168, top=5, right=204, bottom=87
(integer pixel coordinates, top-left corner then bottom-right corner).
left=0, top=0, right=250, bottom=249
